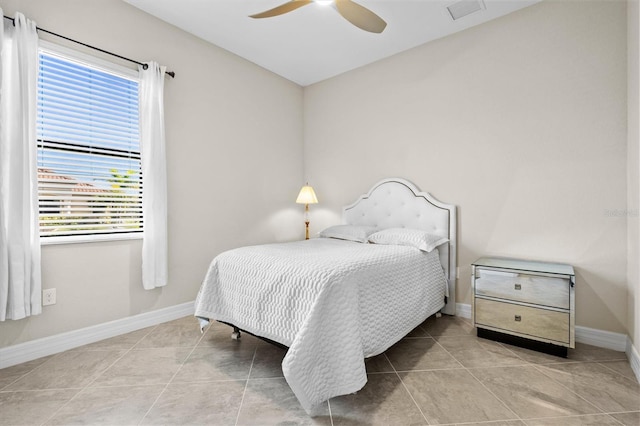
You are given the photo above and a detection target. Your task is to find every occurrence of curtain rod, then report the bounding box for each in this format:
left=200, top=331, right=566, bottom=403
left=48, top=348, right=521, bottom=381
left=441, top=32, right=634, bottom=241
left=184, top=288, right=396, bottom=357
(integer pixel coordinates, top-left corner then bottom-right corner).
left=3, top=15, right=175, bottom=78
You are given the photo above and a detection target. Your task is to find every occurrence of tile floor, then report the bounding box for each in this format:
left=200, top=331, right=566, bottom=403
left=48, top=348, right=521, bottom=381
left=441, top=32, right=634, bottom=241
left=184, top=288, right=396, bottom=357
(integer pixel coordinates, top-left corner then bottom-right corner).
left=1, top=315, right=639, bottom=425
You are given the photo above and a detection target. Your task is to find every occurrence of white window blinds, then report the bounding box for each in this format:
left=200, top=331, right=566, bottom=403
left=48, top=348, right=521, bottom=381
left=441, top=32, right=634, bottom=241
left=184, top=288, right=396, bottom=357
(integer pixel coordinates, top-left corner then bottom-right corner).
left=36, top=50, right=142, bottom=239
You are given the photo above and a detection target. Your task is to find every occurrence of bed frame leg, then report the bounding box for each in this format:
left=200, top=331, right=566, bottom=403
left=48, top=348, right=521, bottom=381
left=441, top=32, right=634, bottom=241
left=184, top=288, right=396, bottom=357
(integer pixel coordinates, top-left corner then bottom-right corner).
left=231, top=327, right=241, bottom=340
left=435, top=311, right=442, bottom=318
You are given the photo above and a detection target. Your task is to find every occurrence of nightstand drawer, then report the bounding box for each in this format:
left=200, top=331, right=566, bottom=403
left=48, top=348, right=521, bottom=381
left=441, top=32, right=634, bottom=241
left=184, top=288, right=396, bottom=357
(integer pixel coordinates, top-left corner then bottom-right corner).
left=475, top=268, right=570, bottom=309
left=475, top=298, right=570, bottom=344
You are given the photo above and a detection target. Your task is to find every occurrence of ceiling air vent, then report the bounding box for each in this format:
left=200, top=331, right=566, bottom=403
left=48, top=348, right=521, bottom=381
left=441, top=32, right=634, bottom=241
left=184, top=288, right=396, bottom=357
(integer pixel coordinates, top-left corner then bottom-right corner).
left=447, top=0, right=485, bottom=21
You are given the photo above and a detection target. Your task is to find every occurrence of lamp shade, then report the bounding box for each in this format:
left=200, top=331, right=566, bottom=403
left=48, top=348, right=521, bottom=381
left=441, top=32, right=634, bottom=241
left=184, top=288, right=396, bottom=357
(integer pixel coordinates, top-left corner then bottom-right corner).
left=296, top=185, right=318, bottom=204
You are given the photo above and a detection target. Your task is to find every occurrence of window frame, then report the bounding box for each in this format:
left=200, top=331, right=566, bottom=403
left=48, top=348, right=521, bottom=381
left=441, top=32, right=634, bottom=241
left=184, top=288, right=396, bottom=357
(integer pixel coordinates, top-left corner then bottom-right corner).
left=37, top=41, right=143, bottom=246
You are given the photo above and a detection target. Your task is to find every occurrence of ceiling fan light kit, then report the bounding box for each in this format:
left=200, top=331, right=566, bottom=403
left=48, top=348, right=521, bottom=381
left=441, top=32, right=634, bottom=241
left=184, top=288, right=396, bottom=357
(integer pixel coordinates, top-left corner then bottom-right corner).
left=250, top=0, right=387, bottom=34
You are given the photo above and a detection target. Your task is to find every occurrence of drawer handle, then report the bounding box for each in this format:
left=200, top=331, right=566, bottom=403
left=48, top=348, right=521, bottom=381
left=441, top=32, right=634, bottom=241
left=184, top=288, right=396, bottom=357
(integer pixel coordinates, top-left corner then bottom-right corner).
left=514, top=315, right=522, bottom=322
left=514, top=283, right=522, bottom=290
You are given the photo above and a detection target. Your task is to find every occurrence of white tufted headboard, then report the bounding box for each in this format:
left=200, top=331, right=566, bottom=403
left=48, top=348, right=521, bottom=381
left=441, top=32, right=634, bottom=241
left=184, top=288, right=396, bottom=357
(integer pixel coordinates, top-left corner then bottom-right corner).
left=343, top=178, right=457, bottom=315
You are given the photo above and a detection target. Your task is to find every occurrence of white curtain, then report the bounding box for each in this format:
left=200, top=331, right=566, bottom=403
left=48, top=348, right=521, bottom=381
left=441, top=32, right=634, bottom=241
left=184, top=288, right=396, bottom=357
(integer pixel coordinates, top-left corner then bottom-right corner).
left=0, top=11, right=41, bottom=320
left=139, top=61, right=168, bottom=290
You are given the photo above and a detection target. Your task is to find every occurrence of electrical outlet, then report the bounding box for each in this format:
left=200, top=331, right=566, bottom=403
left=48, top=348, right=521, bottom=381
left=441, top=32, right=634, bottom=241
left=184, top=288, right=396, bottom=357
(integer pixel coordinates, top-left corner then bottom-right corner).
left=42, top=288, right=56, bottom=306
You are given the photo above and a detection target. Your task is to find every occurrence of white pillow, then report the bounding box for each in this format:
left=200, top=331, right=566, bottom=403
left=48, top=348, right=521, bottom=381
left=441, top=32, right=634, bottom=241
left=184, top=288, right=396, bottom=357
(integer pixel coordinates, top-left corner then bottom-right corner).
left=368, top=228, right=448, bottom=252
left=319, top=225, right=378, bottom=243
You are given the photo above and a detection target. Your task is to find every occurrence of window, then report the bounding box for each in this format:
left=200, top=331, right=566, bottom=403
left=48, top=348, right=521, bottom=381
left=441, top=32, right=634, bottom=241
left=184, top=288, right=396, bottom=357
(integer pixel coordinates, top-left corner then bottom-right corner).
left=36, top=44, right=142, bottom=242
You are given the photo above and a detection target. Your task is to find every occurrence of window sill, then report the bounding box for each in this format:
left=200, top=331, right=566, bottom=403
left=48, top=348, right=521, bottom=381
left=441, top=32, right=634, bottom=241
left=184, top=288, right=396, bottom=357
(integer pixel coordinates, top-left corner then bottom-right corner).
left=40, top=232, right=143, bottom=246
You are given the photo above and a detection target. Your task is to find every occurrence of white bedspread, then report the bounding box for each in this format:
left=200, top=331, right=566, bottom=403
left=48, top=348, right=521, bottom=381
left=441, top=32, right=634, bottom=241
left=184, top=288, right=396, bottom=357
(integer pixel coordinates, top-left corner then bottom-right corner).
left=194, top=238, right=447, bottom=413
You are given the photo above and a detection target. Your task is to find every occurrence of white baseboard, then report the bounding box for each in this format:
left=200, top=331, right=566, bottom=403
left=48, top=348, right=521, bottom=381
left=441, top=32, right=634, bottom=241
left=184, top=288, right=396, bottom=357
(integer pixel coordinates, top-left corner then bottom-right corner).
left=575, top=325, right=628, bottom=351
left=456, top=302, right=471, bottom=319
left=0, top=301, right=195, bottom=369
left=627, top=338, right=640, bottom=383
left=455, top=303, right=628, bottom=352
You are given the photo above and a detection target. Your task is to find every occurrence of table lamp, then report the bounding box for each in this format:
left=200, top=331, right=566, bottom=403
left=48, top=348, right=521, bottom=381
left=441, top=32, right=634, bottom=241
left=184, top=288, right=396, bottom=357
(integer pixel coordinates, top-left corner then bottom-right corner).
left=296, top=183, right=318, bottom=240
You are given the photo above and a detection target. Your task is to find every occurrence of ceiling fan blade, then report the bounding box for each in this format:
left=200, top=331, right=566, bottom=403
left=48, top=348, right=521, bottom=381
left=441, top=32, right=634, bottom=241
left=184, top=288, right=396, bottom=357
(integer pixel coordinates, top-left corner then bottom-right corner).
left=334, top=0, right=387, bottom=33
left=249, top=0, right=313, bottom=19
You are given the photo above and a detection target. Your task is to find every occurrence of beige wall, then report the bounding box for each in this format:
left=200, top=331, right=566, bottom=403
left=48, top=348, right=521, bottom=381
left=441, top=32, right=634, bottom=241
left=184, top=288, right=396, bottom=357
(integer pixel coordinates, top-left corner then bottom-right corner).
left=0, top=0, right=304, bottom=347
left=629, top=0, right=639, bottom=349
left=304, top=0, right=629, bottom=334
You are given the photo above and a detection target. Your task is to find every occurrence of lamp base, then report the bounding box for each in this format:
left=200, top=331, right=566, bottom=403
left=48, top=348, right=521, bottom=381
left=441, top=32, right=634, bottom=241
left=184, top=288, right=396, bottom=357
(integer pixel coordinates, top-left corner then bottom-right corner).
left=304, top=221, right=310, bottom=240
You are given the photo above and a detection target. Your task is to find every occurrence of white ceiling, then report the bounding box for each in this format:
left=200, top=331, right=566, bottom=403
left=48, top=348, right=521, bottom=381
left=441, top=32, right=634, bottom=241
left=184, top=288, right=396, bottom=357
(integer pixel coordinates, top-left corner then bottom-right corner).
left=125, top=0, right=541, bottom=86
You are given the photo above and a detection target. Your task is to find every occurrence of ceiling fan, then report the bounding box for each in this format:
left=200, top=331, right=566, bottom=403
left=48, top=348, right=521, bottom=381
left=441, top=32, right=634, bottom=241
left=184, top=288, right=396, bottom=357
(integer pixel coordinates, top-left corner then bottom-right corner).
left=249, top=0, right=387, bottom=34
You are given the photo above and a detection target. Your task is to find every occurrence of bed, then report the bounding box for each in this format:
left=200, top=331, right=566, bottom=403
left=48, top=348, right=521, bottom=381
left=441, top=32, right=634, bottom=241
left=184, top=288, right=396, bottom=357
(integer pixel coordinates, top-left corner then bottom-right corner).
left=194, top=177, right=457, bottom=414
